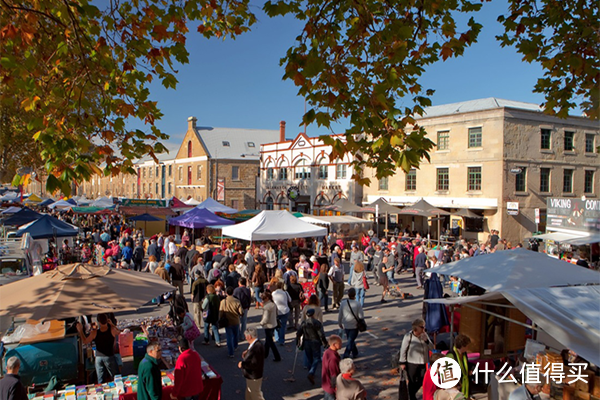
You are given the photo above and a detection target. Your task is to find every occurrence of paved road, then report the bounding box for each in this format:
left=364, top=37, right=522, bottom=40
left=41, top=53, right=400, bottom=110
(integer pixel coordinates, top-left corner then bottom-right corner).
left=119, top=268, right=427, bottom=400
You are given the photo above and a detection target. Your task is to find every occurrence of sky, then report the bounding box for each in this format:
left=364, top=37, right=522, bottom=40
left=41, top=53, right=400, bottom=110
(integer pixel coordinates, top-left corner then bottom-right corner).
left=141, top=0, right=551, bottom=149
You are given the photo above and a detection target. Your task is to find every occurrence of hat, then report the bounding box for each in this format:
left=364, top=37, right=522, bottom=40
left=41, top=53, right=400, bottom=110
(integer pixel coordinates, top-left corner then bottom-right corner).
left=306, top=308, right=315, bottom=317
left=310, top=256, right=317, bottom=262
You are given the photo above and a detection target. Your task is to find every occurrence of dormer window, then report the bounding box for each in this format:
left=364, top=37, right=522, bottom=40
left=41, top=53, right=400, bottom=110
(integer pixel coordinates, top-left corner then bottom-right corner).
left=222, top=141, right=230, bottom=147
left=248, top=142, right=255, bottom=147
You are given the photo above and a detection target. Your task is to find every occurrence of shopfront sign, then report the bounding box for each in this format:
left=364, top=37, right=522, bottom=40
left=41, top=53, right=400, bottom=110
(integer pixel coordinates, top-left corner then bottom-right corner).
left=121, top=198, right=167, bottom=207
left=546, top=198, right=600, bottom=232
left=509, top=167, right=523, bottom=174
left=507, top=202, right=519, bottom=216
left=287, top=185, right=300, bottom=200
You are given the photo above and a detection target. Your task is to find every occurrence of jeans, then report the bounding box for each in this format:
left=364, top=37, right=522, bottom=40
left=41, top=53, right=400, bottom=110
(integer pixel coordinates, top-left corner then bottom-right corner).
left=204, top=261, right=212, bottom=276
left=225, top=325, right=239, bottom=356
left=263, top=328, right=281, bottom=361
left=239, top=308, right=249, bottom=338
left=387, top=270, right=397, bottom=285
left=356, top=287, right=365, bottom=307
left=304, top=340, right=322, bottom=376
left=347, top=265, right=354, bottom=285
left=343, top=328, right=359, bottom=359
left=203, top=321, right=220, bottom=344
left=95, top=355, right=118, bottom=384
left=323, top=392, right=336, bottom=400
left=253, top=287, right=262, bottom=304
left=415, top=267, right=424, bottom=287
left=318, top=288, right=329, bottom=311
left=274, top=312, right=289, bottom=344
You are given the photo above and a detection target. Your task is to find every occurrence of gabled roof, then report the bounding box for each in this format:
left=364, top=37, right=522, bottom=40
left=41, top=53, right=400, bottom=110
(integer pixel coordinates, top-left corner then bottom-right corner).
left=194, top=126, right=279, bottom=160
left=419, top=97, right=543, bottom=119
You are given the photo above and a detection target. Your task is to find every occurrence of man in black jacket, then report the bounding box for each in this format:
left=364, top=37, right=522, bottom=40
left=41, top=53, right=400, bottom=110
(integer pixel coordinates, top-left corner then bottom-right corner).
left=169, top=256, right=186, bottom=295
left=238, top=327, right=265, bottom=400
left=233, top=278, right=252, bottom=338
left=0, top=357, right=27, bottom=400
left=296, top=308, right=328, bottom=385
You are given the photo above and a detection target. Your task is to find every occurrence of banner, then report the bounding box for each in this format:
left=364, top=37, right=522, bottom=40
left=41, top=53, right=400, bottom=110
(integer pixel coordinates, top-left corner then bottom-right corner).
left=121, top=198, right=167, bottom=207
left=546, top=198, right=600, bottom=232
left=217, top=179, right=225, bottom=201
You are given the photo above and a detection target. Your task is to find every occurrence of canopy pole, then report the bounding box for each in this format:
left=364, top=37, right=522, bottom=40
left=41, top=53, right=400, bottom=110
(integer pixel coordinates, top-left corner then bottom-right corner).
left=437, top=213, right=441, bottom=244
left=463, top=303, right=537, bottom=330
left=450, top=305, right=455, bottom=349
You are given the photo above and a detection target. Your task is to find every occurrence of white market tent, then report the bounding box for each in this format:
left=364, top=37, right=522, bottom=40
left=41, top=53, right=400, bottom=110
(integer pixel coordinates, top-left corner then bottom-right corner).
left=222, top=210, right=327, bottom=241
left=429, top=248, right=600, bottom=292
left=48, top=200, right=74, bottom=210
left=426, top=287, right=600, bottom=367
left=91, top=196, right=114, bottom=207
left=183, top=198, right=201, bottom=206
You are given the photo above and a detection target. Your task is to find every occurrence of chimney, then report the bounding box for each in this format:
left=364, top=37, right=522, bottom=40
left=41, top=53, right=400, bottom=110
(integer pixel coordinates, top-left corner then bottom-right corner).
left=279, top=120, right=286, bottom=142
left=188, top=116, right=197, bottom=130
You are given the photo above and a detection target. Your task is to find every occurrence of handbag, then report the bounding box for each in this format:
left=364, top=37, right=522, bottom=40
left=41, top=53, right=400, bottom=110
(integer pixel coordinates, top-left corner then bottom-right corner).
left=184, top=316, right=201, bottom=342
left=346, top=299, right=367, bottom=332
left=398, top=369, right=410, bottom=400
left=362, top=274, right=370, bottom=290
left=218, top=313, right=229, bottom=328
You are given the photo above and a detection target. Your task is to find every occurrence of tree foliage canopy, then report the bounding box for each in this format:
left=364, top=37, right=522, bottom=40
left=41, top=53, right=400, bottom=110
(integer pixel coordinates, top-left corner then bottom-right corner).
left=1, top=0, right=597, bottom=193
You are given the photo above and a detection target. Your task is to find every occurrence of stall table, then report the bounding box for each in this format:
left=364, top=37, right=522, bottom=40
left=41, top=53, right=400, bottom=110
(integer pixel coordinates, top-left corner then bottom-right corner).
left=119, top=373, right=222, bottom=400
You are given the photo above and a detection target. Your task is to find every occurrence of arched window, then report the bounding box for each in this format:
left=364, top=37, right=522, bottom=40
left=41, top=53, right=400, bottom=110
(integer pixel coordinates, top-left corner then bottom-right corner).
left=278, top=159, right=289, bottom=180
left=266, top=161, right=274, bottom=181
left=294, top=158, right=311, bottom=180
left=317, top=157, right=328, bottom=179
left=187, top=166, right=192, bottom=185
left=187, top=141, right=192, bottom=158
left=266, top=196, right=274, bottom=210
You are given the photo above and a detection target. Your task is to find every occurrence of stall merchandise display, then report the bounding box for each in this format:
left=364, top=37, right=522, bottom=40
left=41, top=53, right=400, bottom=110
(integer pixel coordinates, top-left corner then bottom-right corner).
left=533, top=351, right=598, bottom=400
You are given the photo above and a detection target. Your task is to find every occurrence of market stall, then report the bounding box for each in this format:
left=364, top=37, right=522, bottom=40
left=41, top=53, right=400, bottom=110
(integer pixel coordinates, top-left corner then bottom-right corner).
left=222, top=210, right=327, bottom=241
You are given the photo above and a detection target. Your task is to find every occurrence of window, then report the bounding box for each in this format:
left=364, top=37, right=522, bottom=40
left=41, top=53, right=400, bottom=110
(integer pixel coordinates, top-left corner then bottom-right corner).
left=197, top=165, right=202, bottom=180
left=278, top=167, right=288, bottom=180
left=378, top=176, right=389, bottom=190
left=168, top=182, right=172, bottom=195
left=405, top=169, right=416, bottom=191
left=467, top=167, right=482, bottom=191
left=294, top=159, right=310, bottom=179
left=437, top=168, right=449, bottom=191
left=437, top=130, right=449, bottom=150
left=541, top=128, right=551, bottom=149
left=584, top=170, right=595, bottom=194
left=318, top=165, right=328, bottom=179
left=540, top=168, right=551, bottom=193
left=142, top=183, right=146, bottom=193
left=515, top=167, right=527, bottom=192
left=149, top=167, right=152, bottom=178
left=564, top=131, right=575, bottom=151
left=132, top=183, right=136, bottom=194
left=266, top=168, right=274, bottom=181
left=231, top=200, right=239, bottom=210
left=247, top=142, right=255, bottom=148
left=586, top=134, right=595, bottom=153
left=178, top=167, right=182, bottom=181
left=563, top=169, right=573, bottom=193
left=142, top=168, right=146, bottom=178
left=232, top=166, right=240, bottom=181
left=266, top=196, right=274, bottom=210
left=468, top=127, right=482, bottom=148
left=155, top=183, right=159, bottom=194
left=168, top=165, right=172, bottom=177
left=188, top=140, right=192, bottom=158
left=187, top=166, right=192, bottom=185
left=222, top=141, right=230, bottom=147
left=336, top=164, right=346, bottom=179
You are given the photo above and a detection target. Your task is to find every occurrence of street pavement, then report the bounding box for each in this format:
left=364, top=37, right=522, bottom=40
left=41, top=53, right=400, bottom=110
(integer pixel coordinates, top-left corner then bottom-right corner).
left=119, top=268, right=427, bottom=400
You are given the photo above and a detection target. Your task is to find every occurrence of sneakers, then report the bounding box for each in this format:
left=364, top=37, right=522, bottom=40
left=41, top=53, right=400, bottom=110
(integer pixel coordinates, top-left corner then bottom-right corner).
left=380, top=299, right=388, bottom=303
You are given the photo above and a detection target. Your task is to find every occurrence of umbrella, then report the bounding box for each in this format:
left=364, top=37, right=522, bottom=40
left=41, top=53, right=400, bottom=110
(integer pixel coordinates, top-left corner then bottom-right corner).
left=0, top=263, right=175, bottom=321
left=429, top=248, right=600, bottom=292
left=424, top=273, right=448, bottom=334
left=367, top=198, right=403, bottom=214
left=398, top=199, right=450, bottom=217
left=453, top=208, right=484, bottom=219
left=129, top=213, right=163, bottom=222
left=322, top=198, right=369, bottom=213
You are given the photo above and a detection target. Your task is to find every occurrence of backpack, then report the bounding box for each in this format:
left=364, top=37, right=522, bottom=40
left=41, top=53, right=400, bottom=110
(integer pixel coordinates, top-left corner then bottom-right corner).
left=133, top=247, right=144, bottom=262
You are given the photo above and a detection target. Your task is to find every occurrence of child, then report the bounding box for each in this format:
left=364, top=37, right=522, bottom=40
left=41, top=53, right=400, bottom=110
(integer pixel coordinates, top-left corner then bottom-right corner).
left=177, top=307, right=201, bottom=345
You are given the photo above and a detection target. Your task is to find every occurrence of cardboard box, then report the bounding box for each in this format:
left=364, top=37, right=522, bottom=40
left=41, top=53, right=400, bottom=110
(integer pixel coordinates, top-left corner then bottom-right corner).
left=575, top=391, right=591, bottom=400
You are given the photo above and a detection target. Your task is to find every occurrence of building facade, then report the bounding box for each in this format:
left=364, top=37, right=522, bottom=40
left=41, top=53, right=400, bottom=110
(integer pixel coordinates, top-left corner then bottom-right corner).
left=75, top=117, right=280, bottom=209
left=258, top=131, right=363, bottom=213
left=363, top=98, right=599, bottom=243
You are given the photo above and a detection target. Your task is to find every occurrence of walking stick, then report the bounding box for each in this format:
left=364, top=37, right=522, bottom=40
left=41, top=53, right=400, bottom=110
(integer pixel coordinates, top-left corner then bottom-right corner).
left=283, top=345, right=300, bottom=382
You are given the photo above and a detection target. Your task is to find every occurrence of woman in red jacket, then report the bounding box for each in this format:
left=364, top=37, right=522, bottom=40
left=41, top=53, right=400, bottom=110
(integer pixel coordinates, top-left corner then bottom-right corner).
left=170, top=338, right=203, bottom=400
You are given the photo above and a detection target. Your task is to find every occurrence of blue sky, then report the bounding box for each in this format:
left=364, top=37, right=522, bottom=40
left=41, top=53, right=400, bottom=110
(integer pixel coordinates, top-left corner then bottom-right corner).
left=144, top=0, right=550, bottom=148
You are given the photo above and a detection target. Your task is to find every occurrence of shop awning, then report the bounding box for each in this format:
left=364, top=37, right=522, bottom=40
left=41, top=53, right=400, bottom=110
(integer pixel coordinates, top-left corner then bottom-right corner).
left=561, top=232, right=600, bottom=245
left=531, top=232, right=586, bottom=242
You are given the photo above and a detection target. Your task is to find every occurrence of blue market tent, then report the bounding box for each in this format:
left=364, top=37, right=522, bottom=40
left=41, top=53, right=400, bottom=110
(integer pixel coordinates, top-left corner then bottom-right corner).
left=1, top=206, right=22, bottom=215
left=169, top=208, right=235, bottom=229
left=2, top=208, right=42, bottom=226
left=192, top=197, right=238, bottom=214
left=39, top=198, right=55, bottom=207
left=16, top=215, right=79, bottom=239
left=129, top=213, right=162, bottom=222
